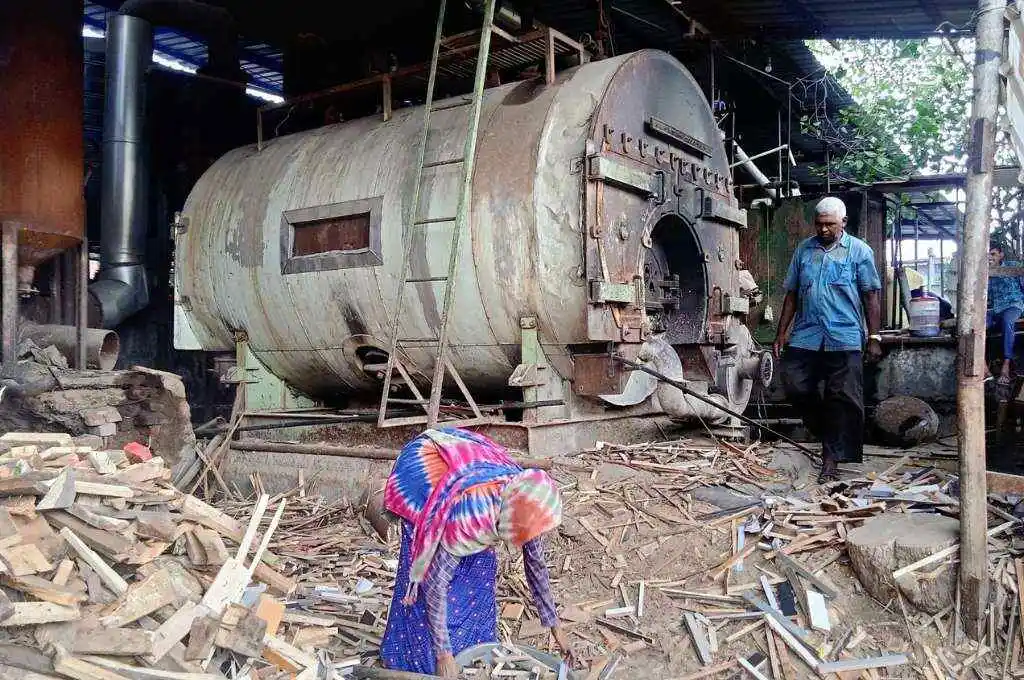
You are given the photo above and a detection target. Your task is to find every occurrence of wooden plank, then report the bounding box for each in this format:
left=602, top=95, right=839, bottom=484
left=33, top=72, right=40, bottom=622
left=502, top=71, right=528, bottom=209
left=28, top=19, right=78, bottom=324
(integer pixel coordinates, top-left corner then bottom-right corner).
left=263, top=633, right=316, bottom=671
left=0, top=643, right=55, bottom=675
left=0, top=602, right=80, bottom=626
left=71, top=481, right=133, bottom=499
left=738, top=656, right=773, bottom=680
left=682, top=612, right=713, bottom=666
left=176, top=496, right=244, bottom=540
left=192, top=528, right=228, bottom=567
left=0, top=574, right=86, bottom=606
left=65, top=506, right=131, bottom=534
left=149, top=602, right=209, bottom=662
left=0, top=664, right=61, bottom=680
left=991, top=471, right=1024, bottom=495
left=36, top=468, right=76, bottom=511
left=53, top=650, right=133, bottom=680
left=763, top=612, right=821, bottom=671
left=78, top=657, right=222, bottom=680
left=0, top=433, right=72, bottom=447
left=87, top=451, right=117, bottom=475
left=773, top=552, right=839, bottom=599
left=72, top=629, right=155, bottom=656
left=52, top=559, right=74, bottom=587
left=46, top=512, right=134, bottom=560
left=765, top=629, right=784, bottom=680
left=184, top=616, right=219, bottom=661
left=674, top=660, right=739, bottom=680
left=199, top=558, right=249, bottom=616
left=111, top=460, right=167, bottom=486
left=176, top=495, right=282, bottom=569
left=817, top=654, right=909, bottom=673
left=892, top=521, right=1017, bottom=578
left=216, top=608, right=266, bottom=658
left=98, top=568, right=177, bottom=628
left=741, top=593, right=811, bottom=642
left=254, top=595, right=285, bottom=636
left=0, top=509, right=18, bottom=539
left=59, top=527, right=127, bottom=596
left=252, top=562, right=296, bottom=596
left=134, top=515, right=178, bottom=542
left=0, top=543, right=52, bottom=576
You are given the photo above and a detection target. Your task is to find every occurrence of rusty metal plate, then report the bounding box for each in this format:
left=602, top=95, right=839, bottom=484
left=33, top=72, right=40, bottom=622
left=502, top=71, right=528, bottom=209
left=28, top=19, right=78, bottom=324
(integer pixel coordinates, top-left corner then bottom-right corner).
left=573, top=353, right=627, bottom=396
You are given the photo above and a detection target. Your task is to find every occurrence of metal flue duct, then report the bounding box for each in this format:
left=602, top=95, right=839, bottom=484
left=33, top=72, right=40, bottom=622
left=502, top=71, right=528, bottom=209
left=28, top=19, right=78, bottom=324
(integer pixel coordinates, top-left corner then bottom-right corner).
left=90, top=12, right=151, bottom=328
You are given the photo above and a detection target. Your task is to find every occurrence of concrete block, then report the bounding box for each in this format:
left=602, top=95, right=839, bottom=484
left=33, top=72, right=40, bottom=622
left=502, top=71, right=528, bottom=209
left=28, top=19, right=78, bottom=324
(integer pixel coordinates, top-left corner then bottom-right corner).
left=81, top=407, right=123, bottom=427
left=87, top=423, right=117, bottom=438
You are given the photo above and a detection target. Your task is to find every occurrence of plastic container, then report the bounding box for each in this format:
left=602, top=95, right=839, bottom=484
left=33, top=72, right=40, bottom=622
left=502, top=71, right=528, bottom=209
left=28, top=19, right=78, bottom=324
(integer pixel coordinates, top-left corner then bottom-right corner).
left=908, top=296, right=941, bottom=337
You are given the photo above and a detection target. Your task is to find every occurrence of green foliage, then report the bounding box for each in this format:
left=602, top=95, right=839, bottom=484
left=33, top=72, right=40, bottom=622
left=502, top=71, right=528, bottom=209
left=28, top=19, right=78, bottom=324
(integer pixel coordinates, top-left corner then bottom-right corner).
left=803, top=38, right=973, bottom=183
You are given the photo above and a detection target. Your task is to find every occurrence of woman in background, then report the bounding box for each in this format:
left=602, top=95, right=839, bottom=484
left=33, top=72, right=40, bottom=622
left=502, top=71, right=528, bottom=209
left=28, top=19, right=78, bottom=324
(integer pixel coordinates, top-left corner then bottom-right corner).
left=379, top=427, right=574, bottom=677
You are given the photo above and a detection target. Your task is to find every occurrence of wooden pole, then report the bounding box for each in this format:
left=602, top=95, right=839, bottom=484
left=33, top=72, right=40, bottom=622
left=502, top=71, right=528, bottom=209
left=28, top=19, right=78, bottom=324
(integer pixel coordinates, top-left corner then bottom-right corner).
left=956, top=0, right=1006, bottom=639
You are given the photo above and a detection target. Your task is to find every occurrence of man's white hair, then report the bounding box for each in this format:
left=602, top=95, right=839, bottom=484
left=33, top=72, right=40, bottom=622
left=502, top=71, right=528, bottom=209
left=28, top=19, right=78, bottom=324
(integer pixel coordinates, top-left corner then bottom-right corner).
left=815, top=196, right=847, bottom=220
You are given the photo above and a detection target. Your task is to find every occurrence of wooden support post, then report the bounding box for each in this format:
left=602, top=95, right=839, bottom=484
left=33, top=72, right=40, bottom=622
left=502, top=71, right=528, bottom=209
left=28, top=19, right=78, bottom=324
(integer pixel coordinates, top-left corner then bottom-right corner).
left=382, top=75, right=393, bottom=122
left=75, top=239, right=88, bottom=370
left=1, top=223, right=18, bottom=374
left=545, top=28, right=556, bottom=85
left=957, top=0, right=1006, bottom=640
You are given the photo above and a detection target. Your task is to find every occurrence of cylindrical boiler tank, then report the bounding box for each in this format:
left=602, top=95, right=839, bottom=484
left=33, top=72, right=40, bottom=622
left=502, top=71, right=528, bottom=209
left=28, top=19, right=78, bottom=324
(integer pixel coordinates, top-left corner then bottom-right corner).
left=175, top=50, right=757, bottom=410
left=0, top=0, right=85, bottom=274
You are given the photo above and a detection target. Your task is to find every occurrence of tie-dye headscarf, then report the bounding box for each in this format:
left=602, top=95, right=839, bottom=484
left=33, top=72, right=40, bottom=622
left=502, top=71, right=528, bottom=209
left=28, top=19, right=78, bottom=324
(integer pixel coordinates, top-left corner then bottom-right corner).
left=383, top=427, right=562, bottom=602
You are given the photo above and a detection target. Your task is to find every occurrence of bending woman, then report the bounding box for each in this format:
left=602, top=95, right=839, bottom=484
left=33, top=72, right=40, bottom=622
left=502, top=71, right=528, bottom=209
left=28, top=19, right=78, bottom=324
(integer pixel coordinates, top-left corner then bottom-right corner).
left=379, top=427, right=574, bottom=677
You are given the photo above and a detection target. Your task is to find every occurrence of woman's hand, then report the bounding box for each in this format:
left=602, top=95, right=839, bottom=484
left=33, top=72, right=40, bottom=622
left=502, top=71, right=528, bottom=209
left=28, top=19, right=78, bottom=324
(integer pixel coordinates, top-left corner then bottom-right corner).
left=551, top=625, right=579, bottom=667
left=435, top=652, right=459, bottom=678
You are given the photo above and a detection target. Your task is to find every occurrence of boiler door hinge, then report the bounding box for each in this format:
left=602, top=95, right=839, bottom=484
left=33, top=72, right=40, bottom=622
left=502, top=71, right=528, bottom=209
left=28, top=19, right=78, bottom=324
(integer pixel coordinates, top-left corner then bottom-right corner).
left=721, top=294, right=749, bottom=315
left=173, top=212, right=190, bottom=237
left=590, top=280, right=635, bottom=304
left=696, top=192, right=747, bottom=229
left=588, top=155, right=665, bottom=203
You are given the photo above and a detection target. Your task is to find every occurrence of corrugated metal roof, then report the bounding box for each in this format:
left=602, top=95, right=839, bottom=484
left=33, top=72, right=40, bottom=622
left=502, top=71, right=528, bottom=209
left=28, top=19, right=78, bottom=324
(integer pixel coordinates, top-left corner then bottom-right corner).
left=684, top=0, right=978, bottom=39
left=83, top=2, right=283, bottom=94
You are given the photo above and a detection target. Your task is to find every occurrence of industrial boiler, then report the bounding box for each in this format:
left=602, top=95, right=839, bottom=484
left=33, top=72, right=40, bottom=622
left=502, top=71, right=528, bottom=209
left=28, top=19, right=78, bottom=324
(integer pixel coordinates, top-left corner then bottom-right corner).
left=173, top=49, right=772, bottom=454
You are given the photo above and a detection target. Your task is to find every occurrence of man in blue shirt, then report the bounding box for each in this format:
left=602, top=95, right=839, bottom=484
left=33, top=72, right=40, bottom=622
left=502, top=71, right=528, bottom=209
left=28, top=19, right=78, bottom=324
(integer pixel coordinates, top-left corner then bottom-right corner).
left=772, top=197, right=883, bottom=483
left=986, top=243, right=1024, bottom=384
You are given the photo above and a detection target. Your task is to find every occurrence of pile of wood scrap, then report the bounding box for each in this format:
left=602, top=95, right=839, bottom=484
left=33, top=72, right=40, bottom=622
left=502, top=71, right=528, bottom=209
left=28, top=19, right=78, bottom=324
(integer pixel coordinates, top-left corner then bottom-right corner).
left=0, top=431, right=392, bottom=680
left=216, top=489, right=399, bottom=664
left=533, top=438, right=1024, bottom=680
left=578, top=439, right=778, bottom=494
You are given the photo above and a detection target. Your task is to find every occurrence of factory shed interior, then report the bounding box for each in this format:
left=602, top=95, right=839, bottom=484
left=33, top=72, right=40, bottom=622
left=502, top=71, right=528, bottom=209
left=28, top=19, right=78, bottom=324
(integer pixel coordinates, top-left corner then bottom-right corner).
left=13, top=2, right=1024, bottom=680
left=1, top=0, right=998, bottom=464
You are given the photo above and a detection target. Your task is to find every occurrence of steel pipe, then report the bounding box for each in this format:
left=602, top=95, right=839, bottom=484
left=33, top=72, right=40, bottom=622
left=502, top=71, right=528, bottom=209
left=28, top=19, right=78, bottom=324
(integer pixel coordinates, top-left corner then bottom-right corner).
left=76, top=239, right=88, bottom=369
left=91, top=13, right=151, bottom=328
left=229, top=438, right=553, bottom=470
left=1, top=223, right=18, bottom=374
left=21, top=324, right=120, bottom=371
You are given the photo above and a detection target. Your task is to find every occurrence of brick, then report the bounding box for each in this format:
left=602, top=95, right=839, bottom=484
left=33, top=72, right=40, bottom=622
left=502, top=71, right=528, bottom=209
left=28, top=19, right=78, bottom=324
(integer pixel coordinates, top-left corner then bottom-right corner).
left=123, top=442, right=152, bottom=463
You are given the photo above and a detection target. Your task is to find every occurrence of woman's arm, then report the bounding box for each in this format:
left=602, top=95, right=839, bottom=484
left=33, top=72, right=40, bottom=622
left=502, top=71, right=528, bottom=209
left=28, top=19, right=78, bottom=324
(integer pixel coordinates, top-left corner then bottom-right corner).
left=522, top=538, right=558, bottom=627
left=424, top=548, right=460, bottom=670
left=523, top=538, right=577, bottom=664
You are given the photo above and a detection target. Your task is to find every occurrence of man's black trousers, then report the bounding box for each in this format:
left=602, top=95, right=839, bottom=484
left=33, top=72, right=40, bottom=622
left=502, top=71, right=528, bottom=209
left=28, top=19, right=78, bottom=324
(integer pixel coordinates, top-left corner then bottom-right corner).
left=781, top=347, right=864, bottom=464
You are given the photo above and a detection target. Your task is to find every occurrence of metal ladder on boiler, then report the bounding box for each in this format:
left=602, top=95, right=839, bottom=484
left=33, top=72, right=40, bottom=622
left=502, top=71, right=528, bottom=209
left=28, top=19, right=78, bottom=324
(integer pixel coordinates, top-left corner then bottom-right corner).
left=377, top=0, right=497, bottom=428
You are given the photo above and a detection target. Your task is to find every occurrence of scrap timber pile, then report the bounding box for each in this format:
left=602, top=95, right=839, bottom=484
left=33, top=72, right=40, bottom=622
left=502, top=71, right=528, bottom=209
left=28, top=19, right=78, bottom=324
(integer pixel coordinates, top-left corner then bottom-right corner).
left=0, top=432, right=397, bottom=680
left=510, top=440, right=1024, bottom=680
